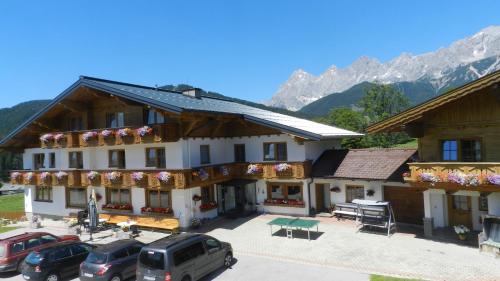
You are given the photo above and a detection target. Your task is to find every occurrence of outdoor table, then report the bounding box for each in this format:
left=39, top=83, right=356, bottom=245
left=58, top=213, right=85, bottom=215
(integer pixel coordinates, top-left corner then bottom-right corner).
left=267, top=217, right=320, bottom=241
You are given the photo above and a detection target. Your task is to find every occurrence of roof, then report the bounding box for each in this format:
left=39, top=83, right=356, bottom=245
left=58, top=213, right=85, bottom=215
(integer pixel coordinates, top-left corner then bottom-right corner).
left=0, top=232, right=50, bottom=243
left=0, top=76, right=362, bottom=146
left=148, top=233, right=202, bottom=249
left=312, top=148, right=417, bottom=180
left=93, top=239, right=142, bottom=253
left=367, top=69, right=500, bottom=133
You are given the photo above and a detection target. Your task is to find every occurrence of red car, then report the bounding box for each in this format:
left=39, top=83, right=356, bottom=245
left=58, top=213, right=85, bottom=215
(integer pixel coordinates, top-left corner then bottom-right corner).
left=0, top=232, right=79, bottom=272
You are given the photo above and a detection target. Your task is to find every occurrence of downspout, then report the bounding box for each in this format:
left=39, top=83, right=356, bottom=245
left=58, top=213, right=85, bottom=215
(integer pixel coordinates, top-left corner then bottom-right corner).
left=307, top=178, right=313, bottom=217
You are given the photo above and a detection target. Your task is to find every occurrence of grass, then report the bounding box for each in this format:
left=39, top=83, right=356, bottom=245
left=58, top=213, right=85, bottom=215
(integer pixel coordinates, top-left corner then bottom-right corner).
left=391, top=138, right=418, bottom=149
left=0, top=226, right=18, bottom=234
left=0, top=193, right=24, bottom=212
left=370, top=274, right=424, bottom=281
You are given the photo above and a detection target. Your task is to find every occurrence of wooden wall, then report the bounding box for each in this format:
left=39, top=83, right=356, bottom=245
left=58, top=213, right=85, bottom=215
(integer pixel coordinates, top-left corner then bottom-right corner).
left=418, top=88, right=500, bottom=162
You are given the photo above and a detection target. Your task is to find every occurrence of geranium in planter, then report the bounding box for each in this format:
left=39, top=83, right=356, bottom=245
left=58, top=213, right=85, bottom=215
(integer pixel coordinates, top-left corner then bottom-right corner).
left=330, top=186, right=341, bottom=193
left=274, top=163, right=291, bottom=172
left=136, top=126, right=153, bottom=137
left=40, top=133, right=54, bottom=144
left=366, top=189, right=375, bottom=197
left=200, top=202, right=218, bottom=212
left=117, top=128, right=133, bottom=137
left=131, top=171, right=146, bottom=183
left=10, top=172, right=21, bottom=181
left=40, top=172, right=52, bottom=183
left=219, top=165, right=230, bottom=176
left=156, top=171, right=171, bottom=184
left=247, top=164, right=263, bottom=175
left=447, top=172, right=466, bottom=185
left=82, top=131, right=98, bottom=142
left=24, top=172, right=34, bottom=183
left=87, top=171, right=100, bottom=181
left=419, top=172, right=440, bottom=185
left=100, top=129, right=114, bottom=138
left=487, top=174, right=500, bottom=185
left=141, top=206, right=172, bottom=214
left=54, top=133, right=65, bottom=143
left=55, top=171, right=68, bottom=182
left=454, top=224, right=470, bottom=240
left=105, top=171, right=122, bottom=183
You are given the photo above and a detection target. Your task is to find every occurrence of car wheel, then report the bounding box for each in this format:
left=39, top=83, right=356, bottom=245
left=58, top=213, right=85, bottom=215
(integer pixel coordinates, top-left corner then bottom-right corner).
left=181, top=276, right=191, bottom=281
left=45, top=273, right=59, bottom=281
left=110, top=274, right=122, bottom=281
left=224, top=252, right=233, bottom=268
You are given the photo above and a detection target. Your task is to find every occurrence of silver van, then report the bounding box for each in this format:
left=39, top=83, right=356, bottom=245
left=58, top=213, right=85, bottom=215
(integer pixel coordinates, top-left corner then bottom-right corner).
left=136, top=233, right=233, bottom=281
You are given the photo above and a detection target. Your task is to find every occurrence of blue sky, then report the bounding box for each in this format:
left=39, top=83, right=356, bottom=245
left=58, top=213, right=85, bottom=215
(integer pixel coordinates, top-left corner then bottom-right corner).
left=0, top=0, right=499, bottom=108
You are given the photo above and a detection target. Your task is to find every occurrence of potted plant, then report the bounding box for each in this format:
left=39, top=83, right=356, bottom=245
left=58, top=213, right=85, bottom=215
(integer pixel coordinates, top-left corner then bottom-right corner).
left=191, top=218, right=201, bottom=229
left=366, top=189, right=375, bottom=197
left=454, top=225, right=470, bottom=240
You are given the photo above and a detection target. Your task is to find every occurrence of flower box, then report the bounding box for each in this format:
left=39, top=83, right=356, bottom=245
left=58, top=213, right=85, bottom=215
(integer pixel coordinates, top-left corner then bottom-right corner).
left=82, top=131, right=98, bottom=145
left=99, top=129, right=116, bottom=145
left=192, top=169, right=209, bottom=182
left=40, top=133, right=54, bottom=148
left=246, top=164, right=263, bottom=176
left=10, top=172, right=22, bottom=184
left=264, top=199, right=305, bottom=208
left=200, top=202, right=218, bottom=212
left=84, top=171, right=101, bottom=186
left=155, top=171, right=173, bottom=186
left=24, top=172, right=35, bottom=185
left=117, top=128, right=134, bottom=144
left=104, top=172, right=122, bottom=186
left=102, top=203, right=133, bottom=212
left=141, top=207, right=173, bottom=215
left=131, top=172, right=148, bottom=186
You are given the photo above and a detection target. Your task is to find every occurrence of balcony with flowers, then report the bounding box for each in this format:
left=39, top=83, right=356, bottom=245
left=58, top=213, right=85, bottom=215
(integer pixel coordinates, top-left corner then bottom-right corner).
left=406, top=162, right=500, bottom=191
left=38, top=123, right=180, bottom=149
left=10, top=170, right=81, bottom=186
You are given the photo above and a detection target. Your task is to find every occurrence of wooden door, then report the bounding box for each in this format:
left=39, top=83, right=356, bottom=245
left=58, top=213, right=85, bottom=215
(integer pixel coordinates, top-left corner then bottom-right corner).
left=315, top=184, right=324, bottom=212
left=383, top=186, right=425, bottom=225
left=447, top=195, right=472, bottom=228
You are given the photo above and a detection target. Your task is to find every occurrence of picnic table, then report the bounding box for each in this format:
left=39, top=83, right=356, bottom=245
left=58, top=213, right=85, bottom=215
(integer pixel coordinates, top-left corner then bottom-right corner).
left=267, top=217, right=320, bottom=241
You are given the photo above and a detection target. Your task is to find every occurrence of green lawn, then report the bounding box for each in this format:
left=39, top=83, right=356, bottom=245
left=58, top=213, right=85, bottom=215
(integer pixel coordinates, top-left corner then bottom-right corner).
left=0, top=193, right=24, bottom=212
left=371, top=274, right=424, bottom=281
left=0, top=226, right=19, bottom=234
left=391, top=138, right=418, bottom=149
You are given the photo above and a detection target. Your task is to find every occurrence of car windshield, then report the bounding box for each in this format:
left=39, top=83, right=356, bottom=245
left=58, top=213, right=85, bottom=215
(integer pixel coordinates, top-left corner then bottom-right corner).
left=85, top=252, right=108, bottom=264
left=139, top=250, right=164, bottom=270
left=25, top=252, right=45, bottom=265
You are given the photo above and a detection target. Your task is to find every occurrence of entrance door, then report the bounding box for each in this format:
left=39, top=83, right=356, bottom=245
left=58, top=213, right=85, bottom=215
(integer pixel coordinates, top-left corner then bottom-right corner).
left=315, top=184, right=325, bottom=212
left=447, top=195, right=472, bottom=228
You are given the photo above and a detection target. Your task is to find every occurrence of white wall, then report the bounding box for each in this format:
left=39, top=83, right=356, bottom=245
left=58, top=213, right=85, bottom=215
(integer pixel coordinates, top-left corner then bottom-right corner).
left=311, top=178, right=386, bottom=208
left=304, top=140, right=341, bottom=163
left=255, top=179, right=310, bottom=216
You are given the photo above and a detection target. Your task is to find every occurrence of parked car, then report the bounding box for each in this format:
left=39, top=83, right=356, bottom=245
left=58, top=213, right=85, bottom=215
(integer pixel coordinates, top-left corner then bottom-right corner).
left=21, top=240, right=94, bottom=281
left=0, top=232, right=79, bottom=273
left=80, top=239, right=145, bottom=281
left=136, top=233, right=233, bottom=281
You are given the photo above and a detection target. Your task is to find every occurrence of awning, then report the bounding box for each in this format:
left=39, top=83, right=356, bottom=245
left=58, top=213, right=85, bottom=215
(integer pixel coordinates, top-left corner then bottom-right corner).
left=219, top=178, right=257, bottom=186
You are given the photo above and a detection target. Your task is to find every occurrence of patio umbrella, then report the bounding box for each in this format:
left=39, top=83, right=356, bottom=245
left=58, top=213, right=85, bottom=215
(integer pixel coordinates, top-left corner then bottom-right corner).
left=88, top=189, right=98, bottom=241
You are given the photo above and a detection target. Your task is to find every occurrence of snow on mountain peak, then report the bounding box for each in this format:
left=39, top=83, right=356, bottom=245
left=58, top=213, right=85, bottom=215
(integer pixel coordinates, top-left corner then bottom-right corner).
left=265, top=25, right=500, bottom=110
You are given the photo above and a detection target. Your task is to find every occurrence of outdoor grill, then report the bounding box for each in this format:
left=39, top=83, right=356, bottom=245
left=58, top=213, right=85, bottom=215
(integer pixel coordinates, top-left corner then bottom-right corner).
left=479, top=215, right=500, bottom=257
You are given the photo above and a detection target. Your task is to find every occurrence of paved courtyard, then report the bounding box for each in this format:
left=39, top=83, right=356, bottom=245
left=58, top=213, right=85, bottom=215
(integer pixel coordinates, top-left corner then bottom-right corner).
left=198, top=214, right=500, bottom=281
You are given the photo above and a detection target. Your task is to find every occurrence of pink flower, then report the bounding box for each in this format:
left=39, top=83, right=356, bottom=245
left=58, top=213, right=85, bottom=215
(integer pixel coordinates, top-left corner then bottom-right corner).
left=82, top=131, right=98, bottom=142
left=136, top=126, right=153, bottom=137
left=40, top=133, right=54, bottom=143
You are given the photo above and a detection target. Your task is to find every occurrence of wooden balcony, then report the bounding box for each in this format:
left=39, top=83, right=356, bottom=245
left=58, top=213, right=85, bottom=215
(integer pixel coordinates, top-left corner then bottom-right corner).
left=38, top=124, right=180, bottom=149
left=10, top=161, right=312, bottom=189
left=406, top=162, right=500, bottom=191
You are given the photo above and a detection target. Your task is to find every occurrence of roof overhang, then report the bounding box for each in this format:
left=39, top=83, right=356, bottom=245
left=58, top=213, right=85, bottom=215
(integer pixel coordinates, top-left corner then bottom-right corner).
left=366, top=70, right=500, bottom=134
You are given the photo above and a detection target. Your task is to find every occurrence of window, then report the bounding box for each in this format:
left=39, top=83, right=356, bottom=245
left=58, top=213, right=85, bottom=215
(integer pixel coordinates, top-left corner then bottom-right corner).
left=69, top=117, right=83, bottom=131
left=35, top=186, right=52, bottom=202
left=441, top=140, right=458, bottom=161
left=139, top=250, right=164, bottom=270
left=50, top=246, right=71, bottom=261
left=205, top=238, right=221, bottom=253
left=11, top=241, right=24, bottom=254
left=49, top=153, right=56, bottom=168
left=234, top=144, right=246, bottom=162
left=127, top=244, right=143, bottom=255
left=25, top=238, right=41, bottom=249
left=70, top=244, right=90, bottom=256
left=263, top=142, right=287, bottom=161
left=66, top=187, right=87, bottom=208
left=147, top=190, right=170, bottom=208
left=34, top=153, right=45, bottom=170
left=453, top=195, right=469, bottom=211
left=146, top=109, right=165, bottom=125
left=479, top=195, right=489, bottom=212
left=461, top=140, right=482, bottom=162
left=106, top=112, right=125, bottom=128
left=267, top=182, right=303, bottom=201
left=108, top=188, right=131, bottom=205
left=111, top=248, right=129, bottom=260
left=346, top=185, right=364, bottom=203
left=173, top=242, right=205, bottom=266
left=200, top=145, right=210, bottom=164
left=40, top=235, right=57, bottom=244
left=201, top=186, right=215, bottom=204
left=109, top=150, right=126, bottom=169
left=145, top=148, right=166, bottom=168
left=68, top=151, right=83, bottom=169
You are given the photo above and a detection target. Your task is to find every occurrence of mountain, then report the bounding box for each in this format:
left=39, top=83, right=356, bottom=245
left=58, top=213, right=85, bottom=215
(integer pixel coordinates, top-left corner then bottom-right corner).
left=0, top=100, right=51, bottom=139
left=267, top=26, right=500, bottom=110
left=299, top=55, right=500, bottom=116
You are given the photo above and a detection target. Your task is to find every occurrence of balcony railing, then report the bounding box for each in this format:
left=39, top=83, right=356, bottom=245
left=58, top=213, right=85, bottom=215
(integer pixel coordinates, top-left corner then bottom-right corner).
left=406, top=162, right=500, bottom=190
left=10, top=161, right=312, bottom=189
left=38, top=124, right=180, bottom=149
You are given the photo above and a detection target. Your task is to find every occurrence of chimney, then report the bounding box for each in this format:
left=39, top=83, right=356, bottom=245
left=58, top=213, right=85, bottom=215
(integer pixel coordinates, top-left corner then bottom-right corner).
left=181, top=88, right=202, bottom=98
